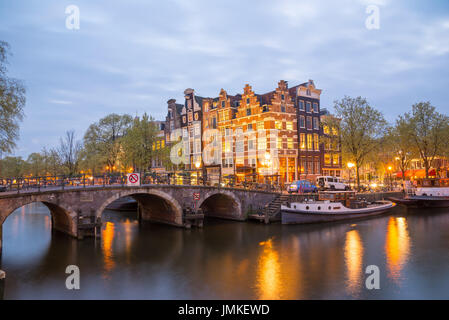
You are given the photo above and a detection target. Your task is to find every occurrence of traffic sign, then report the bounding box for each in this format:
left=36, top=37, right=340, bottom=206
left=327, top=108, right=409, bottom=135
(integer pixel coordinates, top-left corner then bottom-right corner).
left=193, top=193, right=200, bottom=201
left=127, top=173, right=140, bottom=186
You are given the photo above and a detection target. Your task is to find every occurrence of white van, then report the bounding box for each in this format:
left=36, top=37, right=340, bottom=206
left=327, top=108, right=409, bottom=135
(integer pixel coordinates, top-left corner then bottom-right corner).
left=316, top=176, right=349, bottom=191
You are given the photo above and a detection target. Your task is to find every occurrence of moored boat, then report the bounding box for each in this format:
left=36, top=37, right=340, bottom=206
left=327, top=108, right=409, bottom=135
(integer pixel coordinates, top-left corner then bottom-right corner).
left=281, top=191, right=395, bottom=224
left=388, top=178, right=449, bottom=208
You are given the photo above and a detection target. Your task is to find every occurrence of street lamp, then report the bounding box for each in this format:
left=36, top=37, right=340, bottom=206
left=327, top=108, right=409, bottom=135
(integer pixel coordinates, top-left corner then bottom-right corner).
left=347, top=162, right=355, bottom=188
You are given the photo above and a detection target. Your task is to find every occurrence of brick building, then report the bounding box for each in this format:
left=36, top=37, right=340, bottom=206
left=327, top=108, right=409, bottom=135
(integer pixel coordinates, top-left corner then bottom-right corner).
left=164, top=80, right=342, bottom=185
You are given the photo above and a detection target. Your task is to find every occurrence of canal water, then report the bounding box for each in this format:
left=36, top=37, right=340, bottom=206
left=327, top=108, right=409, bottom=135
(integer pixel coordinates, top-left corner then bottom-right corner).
left=1, top=203, right=449, bottom=299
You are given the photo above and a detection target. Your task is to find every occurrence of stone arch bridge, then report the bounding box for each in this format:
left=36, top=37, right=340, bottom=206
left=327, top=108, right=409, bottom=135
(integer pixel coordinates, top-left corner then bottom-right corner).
left=0, top=185, right=278, bottom=251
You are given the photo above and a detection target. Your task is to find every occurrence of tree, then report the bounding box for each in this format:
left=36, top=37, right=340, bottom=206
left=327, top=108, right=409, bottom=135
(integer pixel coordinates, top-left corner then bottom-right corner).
left=26, top=152, right=45, bottom=177
left=404, top=102, right=449, bottom=178
left=0, top=156, right=25, bottom=178
left=0, top=41, right=26, bottom=155
left=334, top=96, right=387, bottom=190
left=58, top=130, right=82, bottom=176
left=121, top=114, right=159, bottom=171
left=386, top=116, right=416, bottom=188
left=42, top=147, right=62, bottom=176
left=83, top=113, right=132, bottom=172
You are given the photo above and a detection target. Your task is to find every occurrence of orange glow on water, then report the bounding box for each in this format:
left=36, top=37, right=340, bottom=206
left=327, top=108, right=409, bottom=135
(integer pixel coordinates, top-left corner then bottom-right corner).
left=385, top=217, right=410, bottom=282
left=102, top=222, right=116, bottom=276
left=344, top=229, right=364, bottom=295
left=256, top=238, right=281, bottom=299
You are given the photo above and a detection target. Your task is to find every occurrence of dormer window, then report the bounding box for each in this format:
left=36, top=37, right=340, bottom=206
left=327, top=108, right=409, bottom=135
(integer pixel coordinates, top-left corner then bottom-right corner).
left=246, top=98, right=250, bottom=105
left=281, top=94, right=285, bottom=100
left=307, top=89, right=311, bottom=96
left=221, top=101, right=225, bottom=108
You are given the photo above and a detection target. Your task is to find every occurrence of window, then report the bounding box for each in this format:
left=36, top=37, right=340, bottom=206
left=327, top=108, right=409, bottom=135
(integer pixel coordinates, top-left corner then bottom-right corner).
left=323, top=125, right=330, bottom=135
left=275, top=121, right=282, bottom=130
left=313, top=117, right=319, bottom=130
left=262, top=105, right=268, bottom=112
left=333, top=155, right=340, bottom=165
left=313, top=103, right=318, bottom=113
left=212, top=117, right=217, bottom=129
left=249, top=158, right=256, bottom=167
left=300, top=133, right=306, bottom=150
left=247, top=123, right=253, bottom=131
left=325, top=154, right=331, bottom=165
left=313, top=133, right=319, bottom=151
left=281, top=94, right=285, bottom=100
left=257, top=121, right=264, bottom=130
left=221, top=101, right=225, bottom=108
left=299, top=115, right=305, bottom=128
left=307, top=89, right=311, bottom=96
left=281, top=105, right=286, bottom=112
left=236, top=139, right=244, bottom=153
left=194, top=124, right=200, bottom=136
left=307, top=134, right=313, bottom=150
left=286, top=121, right=293, bottom=131
left=306, top=102, right=312, bottom=113
left=195, top=140, right=201, bottom=154
left=258, top=137, right=266, bottom=150
left=246, top=108, right=251, bottom=116
left=306, top=116, right=312, bottom=130
left=287, top=138, right=293, bottom=149
left=246, top=98, right=250, bottom=105
left=314, top=158, right=320, bottom=173
left=277, top=137, right=283, bottom=149
left=248, top=139, right=255, bottom=150
left=299, top=100, right=305, bottom=111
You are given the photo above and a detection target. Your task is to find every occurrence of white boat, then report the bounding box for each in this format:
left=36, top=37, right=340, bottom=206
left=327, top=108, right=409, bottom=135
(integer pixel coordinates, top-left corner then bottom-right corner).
left=281, top=191, right=395, bottom=224
left=388, top=178, right=449, bottom=208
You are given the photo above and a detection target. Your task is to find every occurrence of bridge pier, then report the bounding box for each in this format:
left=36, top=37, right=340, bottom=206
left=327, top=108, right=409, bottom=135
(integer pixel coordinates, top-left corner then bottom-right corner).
left=0, top=224, right=2, bottom=257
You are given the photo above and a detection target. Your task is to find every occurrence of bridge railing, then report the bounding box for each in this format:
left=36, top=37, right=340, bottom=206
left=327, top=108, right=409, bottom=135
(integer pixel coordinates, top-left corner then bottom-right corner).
left=0, top=172, right=284, bottom=194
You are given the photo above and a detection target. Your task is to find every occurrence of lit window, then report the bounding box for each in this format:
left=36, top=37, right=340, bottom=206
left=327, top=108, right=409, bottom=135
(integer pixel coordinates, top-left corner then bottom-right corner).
left=307, top=134, right=313, bottom=150
left=313, top=133, right=319, bottom=151
left=277, top=137, right=283, bottom=149
left=257, top=121, right=264, bottom=130
left=286, top=122, right=293, bottom=131
left=300, top=133, right=306, bottom=150
left=275, top=121, right=282, bottom=130
left=287, top=138, right=293, bottom=149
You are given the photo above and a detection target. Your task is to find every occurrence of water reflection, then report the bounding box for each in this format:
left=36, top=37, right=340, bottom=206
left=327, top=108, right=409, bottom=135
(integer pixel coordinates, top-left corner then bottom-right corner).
left=385, top=217, right=411, bottom=282
left=102, top=222, right=115, bottom=277
left=2, top=203, right=449, bottom=299
left=344, top=229, right=364, bottom=296
left=256, top=238, right=281, bottom=299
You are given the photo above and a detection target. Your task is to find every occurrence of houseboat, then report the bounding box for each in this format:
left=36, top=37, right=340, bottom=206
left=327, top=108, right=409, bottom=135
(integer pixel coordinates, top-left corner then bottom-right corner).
left=389, top=178, right=449, bottom=208
left=281, top=191, right=395, bottom=224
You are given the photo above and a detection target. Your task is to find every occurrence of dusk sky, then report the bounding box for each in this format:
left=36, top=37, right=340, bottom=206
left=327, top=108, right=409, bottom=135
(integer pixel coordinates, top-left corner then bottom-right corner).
left=1, top=0, right=448, bottom=158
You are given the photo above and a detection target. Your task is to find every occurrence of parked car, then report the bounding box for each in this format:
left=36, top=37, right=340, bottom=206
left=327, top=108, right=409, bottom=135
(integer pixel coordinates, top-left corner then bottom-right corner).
left=0, top=185, right=7, bottom=192
left=316, top=176, right=350, bottom=191
left=288, top=180, right=318, bottom=194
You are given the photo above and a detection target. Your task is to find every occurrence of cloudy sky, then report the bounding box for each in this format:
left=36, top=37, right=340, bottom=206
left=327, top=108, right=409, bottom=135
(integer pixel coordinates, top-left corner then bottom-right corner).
left=1, top=0, right=448, bottom=158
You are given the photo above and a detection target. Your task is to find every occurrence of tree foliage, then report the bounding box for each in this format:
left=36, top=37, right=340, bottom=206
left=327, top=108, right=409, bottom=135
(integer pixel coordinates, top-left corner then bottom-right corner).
left=83, top=113, right=132, bottom=172
left=403, top=102, right=449, bottom=178
left=0, top=41, right=26, bottom=154
left=334, top=96, right=387, bottom=189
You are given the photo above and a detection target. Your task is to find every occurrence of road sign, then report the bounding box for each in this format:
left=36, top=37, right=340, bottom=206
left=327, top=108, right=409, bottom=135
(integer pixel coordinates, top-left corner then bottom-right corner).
left=127, top=173, right=140, bottom=186
left=193, top=193, right=200, bottom=201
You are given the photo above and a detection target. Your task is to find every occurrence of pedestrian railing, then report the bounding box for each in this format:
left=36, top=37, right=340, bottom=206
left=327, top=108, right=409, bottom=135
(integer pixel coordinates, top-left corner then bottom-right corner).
left=0, top=172, right=285, bottom=194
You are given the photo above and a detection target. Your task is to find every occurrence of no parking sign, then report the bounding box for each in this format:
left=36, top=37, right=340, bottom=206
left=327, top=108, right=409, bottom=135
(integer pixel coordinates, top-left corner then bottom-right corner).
left=127, top=173, right=140, bottom=186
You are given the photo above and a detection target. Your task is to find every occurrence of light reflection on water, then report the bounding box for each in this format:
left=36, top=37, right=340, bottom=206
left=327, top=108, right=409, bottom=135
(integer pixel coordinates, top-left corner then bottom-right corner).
left=1, top=203, right=449, bottom=299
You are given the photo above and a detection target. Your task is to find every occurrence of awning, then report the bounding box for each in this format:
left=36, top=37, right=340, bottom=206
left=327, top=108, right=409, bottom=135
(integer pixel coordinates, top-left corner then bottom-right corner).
left=396, top=169, right=437, bottom=178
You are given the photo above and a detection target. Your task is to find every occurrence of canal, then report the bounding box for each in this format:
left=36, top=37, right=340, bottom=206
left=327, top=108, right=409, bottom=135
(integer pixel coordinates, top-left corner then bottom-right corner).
left=1, top=202, right=449, bottom=299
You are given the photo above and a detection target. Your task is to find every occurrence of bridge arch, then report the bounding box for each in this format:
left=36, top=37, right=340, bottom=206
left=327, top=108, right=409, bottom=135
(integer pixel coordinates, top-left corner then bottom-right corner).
left=96, top=189, right=183, bottom=227
left=0, top=198, right=76, bottom=237
left=198, top=190, right=243, bottom=220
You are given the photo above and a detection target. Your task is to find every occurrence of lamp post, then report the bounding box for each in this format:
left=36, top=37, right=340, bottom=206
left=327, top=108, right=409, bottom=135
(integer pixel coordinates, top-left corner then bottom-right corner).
left=387, top=166, right=393, bottom=191
left=347, top=162, right=355, bottom=189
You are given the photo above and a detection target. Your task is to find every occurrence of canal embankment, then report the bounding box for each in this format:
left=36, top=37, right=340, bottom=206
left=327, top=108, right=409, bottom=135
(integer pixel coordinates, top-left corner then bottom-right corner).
left=288, top=191, right=405, bottom=203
